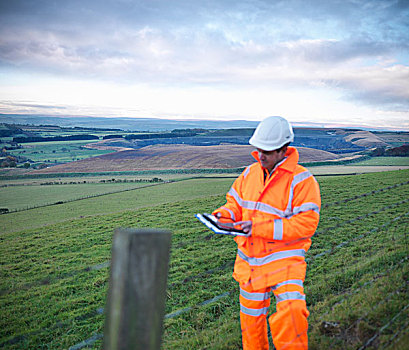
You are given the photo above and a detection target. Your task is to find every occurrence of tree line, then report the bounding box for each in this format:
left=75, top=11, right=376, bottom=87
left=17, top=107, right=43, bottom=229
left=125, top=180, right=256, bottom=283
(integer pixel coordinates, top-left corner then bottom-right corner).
left=13, top=135, right=100, bottom=143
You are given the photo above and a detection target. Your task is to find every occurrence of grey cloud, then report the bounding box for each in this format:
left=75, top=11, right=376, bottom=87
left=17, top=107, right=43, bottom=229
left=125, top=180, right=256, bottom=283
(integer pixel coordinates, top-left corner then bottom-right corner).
left=279, top=37, right=395, bottom=64
left=0, top=101, right=68, bottom=115
left=0, top=0, right=408, bottom=111
left=341, top=87, right=409, bottom=112
left=337, top=73, right=409, bottom=111
left=7, top=102, right=67, bottom=110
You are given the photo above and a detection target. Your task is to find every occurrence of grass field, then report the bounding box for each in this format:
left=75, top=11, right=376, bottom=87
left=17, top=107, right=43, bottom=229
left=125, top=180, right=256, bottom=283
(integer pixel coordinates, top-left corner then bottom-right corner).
left=8, top=140, right=114, bottom=165
left=0, top=182, right=153, bottom=211
left=0, top=177, right=236, bottom=233
left=347, top=156, right=409, bottom=166
left=309, top=165, right=409, bottom=175
left=0, top=169, right=408, bottom=349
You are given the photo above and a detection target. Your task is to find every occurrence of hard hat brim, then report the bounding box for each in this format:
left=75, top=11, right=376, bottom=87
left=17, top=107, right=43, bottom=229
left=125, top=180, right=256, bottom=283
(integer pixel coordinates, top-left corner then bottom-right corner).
left=249, top=135, right=293, bottom=151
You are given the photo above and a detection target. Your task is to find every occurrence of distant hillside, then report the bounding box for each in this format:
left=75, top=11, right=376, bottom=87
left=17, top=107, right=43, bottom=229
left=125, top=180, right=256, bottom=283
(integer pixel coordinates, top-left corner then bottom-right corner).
left=344, top=130, right=389, bottom=147
left=82, top=128, right=373, bottom=154
left=0, top=114, right=259, bottom=131
left=2, top=119, right=408, bottom=171
left=30, top=145, right=343, bottom=173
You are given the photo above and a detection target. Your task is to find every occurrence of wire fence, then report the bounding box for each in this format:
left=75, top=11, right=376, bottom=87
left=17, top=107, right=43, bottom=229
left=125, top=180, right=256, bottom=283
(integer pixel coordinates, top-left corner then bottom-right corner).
left=0, top=180, right=170, bottom=214
left=2, top=178, right=408, bottom=349
left=65, top=210, right=407, bottom=350
left=2, top=180, right=406, bottom=298
left=0, top=174, right=235, bottom=214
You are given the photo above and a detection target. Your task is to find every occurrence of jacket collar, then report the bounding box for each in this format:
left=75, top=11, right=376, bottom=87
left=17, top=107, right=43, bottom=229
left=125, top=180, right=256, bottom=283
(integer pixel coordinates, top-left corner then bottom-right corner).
left=251, top=146, right=299, bottom=174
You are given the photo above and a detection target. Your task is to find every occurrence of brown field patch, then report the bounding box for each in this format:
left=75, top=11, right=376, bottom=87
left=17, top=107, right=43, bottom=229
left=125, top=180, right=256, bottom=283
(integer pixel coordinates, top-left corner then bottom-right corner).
left=344, top=131, right=388, bottom=147
left=30, top=144, right=343, bottom=174
left=83, top=138, right=135, bottom=151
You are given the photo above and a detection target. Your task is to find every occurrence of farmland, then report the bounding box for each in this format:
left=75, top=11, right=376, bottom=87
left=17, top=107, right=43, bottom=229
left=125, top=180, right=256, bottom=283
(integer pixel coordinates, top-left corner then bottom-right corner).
left=1, top=169, right=408, bottom=349
left=0, top=177, right=235, bottom=233
left=8, top=140, right=115, bottom=165
left=346, top=156, right=409, bottom=166
left=0, top=181, right=160, bottom=212
left=2, top=121, right=409, bottom=172
left=1, top=119, right=409, bottom=349
left=28, top=144, right=347, bottom=174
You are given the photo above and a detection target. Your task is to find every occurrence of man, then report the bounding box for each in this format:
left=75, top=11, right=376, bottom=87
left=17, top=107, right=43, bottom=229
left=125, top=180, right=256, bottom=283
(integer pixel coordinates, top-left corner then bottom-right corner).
left=213, top=116, right=321, bottom=349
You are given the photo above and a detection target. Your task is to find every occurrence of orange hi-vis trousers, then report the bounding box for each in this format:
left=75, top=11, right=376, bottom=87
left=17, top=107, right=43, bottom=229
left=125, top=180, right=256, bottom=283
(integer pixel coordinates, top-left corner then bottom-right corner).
left=239, top=279, right=309, bottom=350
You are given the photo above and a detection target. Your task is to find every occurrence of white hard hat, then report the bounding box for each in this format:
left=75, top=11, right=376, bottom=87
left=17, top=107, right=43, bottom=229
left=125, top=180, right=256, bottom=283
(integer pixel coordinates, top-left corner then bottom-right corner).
left=249, top=116, right=294, bottom=151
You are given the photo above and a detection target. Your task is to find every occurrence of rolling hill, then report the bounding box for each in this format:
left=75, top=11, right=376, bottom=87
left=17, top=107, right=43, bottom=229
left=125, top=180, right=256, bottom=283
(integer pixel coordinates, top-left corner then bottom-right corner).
left=30, top=144, right=343, bottom=173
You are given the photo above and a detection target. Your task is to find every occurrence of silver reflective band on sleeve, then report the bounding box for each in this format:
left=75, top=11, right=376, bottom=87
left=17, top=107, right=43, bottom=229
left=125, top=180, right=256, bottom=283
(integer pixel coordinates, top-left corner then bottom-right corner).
left=228, top=187, right=242, bottom=205
left=275, top=291, right=306, bottom=303
left=240, top=305, right=270, bottom=317
left=272, top=279, right=304, bottom=290
left=237, top=248, right=305, bottom=266
left=243, top=166, right=251, bottom=178
left=273, top=219, right=283, bottom=240
left=228, top=187, right=286, bottom=217
left=286, top=170, right=313, bottom=215
left=240, top=288, right=272, bottom=301
left=293, top=171, right=312, bottom=187
left=228, top=169, right=318, bottom=221
left=292, top=202, right=320, bottom=215
left=221, top=206, right=236, bottom=221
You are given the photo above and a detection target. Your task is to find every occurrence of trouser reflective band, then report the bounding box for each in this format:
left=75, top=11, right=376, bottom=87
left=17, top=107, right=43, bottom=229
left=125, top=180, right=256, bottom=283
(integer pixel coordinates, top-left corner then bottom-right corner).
left=239, top=280, right=309, bottom=350
left=240, top=305, right=270, bottom=317
left=276, top=291, right=306, bottom=304
left=240, top=287, right=271, bottom=316
left=240, top=285, right=271, bottom=350
left=240, top=288, right=272, bottom=301
left=269, top=285, right=309, bottom=350
left=272, top=279, right=304, bottom=290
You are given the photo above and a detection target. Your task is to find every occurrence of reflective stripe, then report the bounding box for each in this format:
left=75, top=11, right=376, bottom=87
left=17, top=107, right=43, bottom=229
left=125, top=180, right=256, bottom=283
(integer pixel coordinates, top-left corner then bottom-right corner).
left=286, top=170, right=313, bottom=215
left=240, top=288, right=272, bottom=301
left=293, top=202, right=320, bottom=215
left=220, top=206, right=236, bottom=221
left=272, top=279, right=304, bottom=290
left=228, top=187, right=286, bottom=217
left=229, top=172, right=318, bottom=220
left=276, top=291, right=306, bottom=303
left=243, top=166, right=251, bottom=179
left=228, top=187, right=241, bottom=204
left=240, top=305, right=269, bottom=316
left=273, top=219, right=283, bottom=240
left=293, top=171, right=312, bottom=187
left=237, top=248, right=305, bottom=266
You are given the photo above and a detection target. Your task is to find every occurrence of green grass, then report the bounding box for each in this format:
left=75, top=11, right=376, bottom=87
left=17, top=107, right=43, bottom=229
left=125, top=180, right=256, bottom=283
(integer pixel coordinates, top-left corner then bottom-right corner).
left=347, top=156, right=409, bottom=166
left=0, top=182, right=150, bottom=211
left=7, top=140, right=114, bottom=164
left=0, top=169, right=408, bottom=349
left=0, top=177, right=235, bottom=233
left=0, top=173, right=196, bottom=186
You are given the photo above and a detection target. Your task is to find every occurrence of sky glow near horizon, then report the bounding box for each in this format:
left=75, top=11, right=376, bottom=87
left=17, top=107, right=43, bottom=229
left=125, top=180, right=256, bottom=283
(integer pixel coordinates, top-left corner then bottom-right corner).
left=0, top=0, right=408, bottom=130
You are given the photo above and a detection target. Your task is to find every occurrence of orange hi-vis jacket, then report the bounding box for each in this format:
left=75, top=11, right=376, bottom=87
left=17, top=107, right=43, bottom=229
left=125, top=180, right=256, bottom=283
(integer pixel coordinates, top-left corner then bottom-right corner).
left=213, top=147, right=321, bottom=290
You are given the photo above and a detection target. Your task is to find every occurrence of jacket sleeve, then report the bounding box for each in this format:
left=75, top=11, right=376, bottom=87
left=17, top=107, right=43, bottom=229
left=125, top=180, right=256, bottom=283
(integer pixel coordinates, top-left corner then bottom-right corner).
left=212, top=170, right=245, bottom=223
left=252, top=173, right=321, bottom=241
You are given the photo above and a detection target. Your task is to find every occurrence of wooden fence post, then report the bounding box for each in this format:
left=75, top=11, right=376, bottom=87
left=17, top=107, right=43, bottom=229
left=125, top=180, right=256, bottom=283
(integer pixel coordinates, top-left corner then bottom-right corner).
left=103, top=228, right=172, bottom=350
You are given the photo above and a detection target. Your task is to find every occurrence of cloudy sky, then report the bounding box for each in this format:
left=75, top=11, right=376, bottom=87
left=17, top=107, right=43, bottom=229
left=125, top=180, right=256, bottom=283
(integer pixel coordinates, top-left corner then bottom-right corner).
left=0, top=0, right=408, bottom=130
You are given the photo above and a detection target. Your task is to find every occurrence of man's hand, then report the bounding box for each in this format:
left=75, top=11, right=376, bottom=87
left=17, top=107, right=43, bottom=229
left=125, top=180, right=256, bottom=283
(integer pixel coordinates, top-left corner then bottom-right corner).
left=215, top=213, right=252, bottom=235
left=234, top=220, right=252, bottom=235
left=215, top=212, right=234, bottom=226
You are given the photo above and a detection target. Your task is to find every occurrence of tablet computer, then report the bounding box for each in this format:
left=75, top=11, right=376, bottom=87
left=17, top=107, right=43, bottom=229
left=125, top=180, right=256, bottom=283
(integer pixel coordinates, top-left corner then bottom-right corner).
left=195, top=213, right=249, bottom=236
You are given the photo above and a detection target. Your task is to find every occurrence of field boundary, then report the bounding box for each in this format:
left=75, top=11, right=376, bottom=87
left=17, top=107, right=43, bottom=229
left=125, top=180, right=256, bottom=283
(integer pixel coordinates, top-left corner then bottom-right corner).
left=0, top=177, right=208, bottom=214
left=1, top=180, right=407, bottom=298
left=0, top=168, right=246, bottom=180
left=0, top=181, right=167, bottom=214
left=3, top=178, right=408, bottom=349
left=66, top=210, right=409, bottom=350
